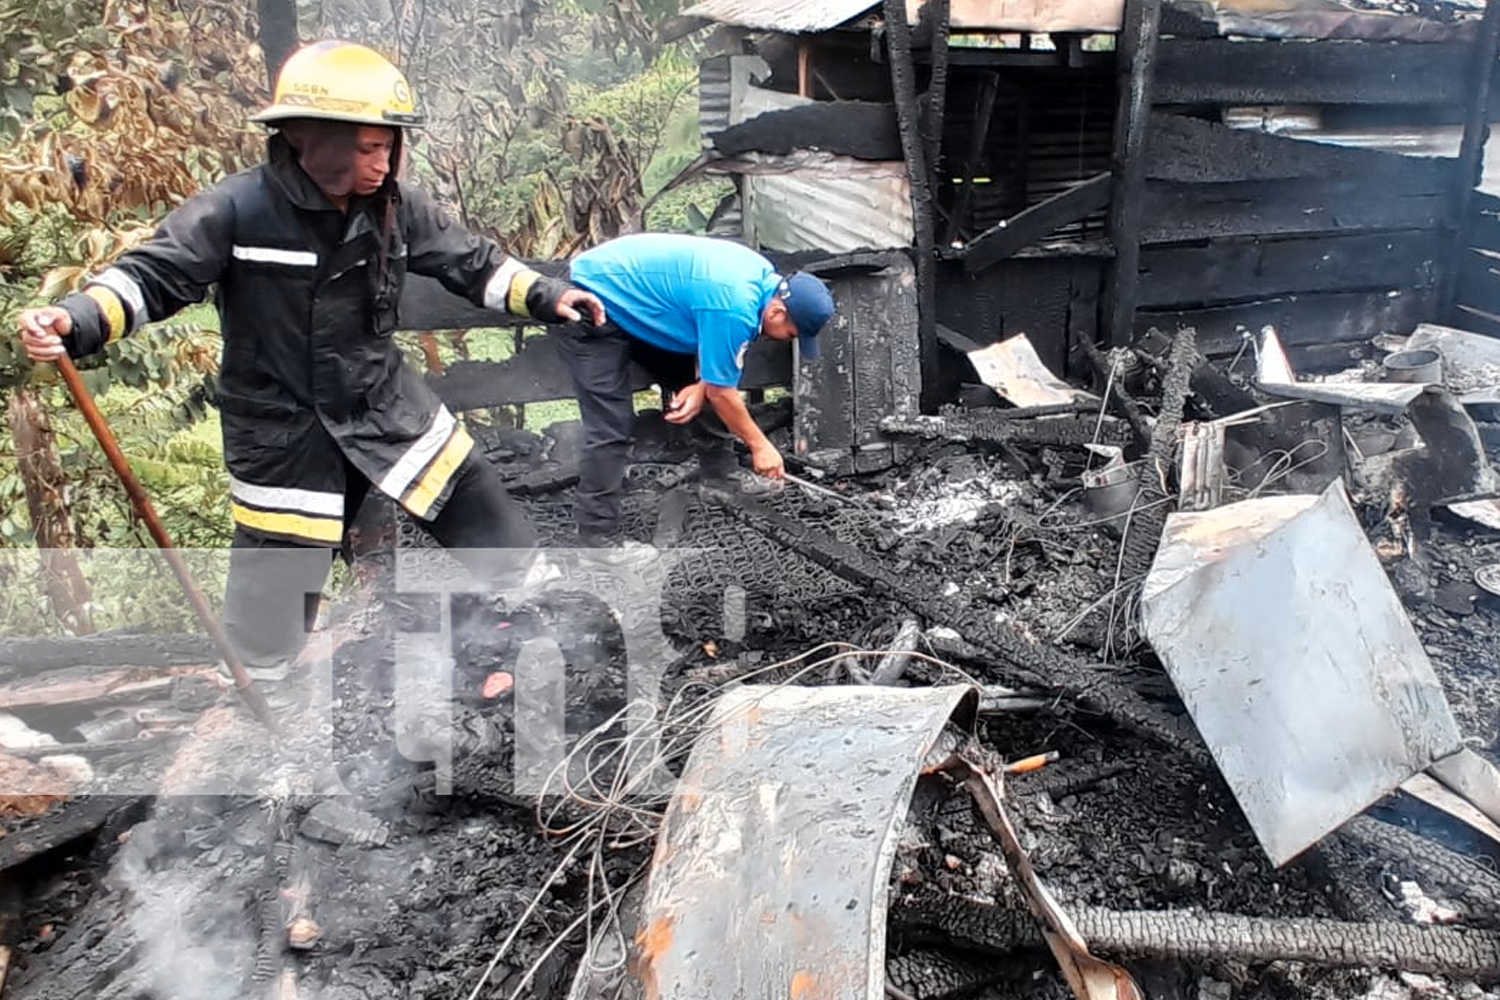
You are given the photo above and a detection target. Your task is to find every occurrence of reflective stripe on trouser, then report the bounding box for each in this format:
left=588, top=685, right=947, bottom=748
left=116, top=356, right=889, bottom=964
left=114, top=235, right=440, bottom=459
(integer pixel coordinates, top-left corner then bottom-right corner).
left=229, top=476, right=345, bottom=545
left=223, top=454, right=539, bottom=668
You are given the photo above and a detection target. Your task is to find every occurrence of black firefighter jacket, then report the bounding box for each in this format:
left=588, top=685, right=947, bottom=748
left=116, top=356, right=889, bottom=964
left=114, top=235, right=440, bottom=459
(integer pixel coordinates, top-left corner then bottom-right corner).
left=60, top=137, right=547, bottom=546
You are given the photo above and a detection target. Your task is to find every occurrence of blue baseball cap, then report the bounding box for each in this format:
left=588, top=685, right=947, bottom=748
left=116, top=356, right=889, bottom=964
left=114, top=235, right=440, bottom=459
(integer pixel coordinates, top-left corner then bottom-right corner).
left=778, top=272, right=834, bottom=361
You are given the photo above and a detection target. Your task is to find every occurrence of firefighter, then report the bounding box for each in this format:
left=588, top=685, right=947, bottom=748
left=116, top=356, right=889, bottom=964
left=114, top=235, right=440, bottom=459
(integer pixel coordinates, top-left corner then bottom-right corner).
left=17, top=40, right=605, bottom=685
left=550, top=232, right=835, bottom=549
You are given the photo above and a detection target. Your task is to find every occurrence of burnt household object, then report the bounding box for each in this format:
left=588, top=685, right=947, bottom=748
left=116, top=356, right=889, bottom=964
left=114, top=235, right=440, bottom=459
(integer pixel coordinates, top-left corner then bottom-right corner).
left=1405, top=322, right=1500, bottom=409
left=1383, top=348, right=1444, bottom=384
left=965, top=333, right=1101, bottom=408
left=1257, top=327, right=1427, bottom=414
left=1140, top=480, right=1462, bottom=866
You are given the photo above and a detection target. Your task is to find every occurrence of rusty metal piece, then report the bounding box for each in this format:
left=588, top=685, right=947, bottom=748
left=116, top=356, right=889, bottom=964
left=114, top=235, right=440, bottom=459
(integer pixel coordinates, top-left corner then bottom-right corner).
left=53, top=353, right=277, bottom=733
left=579, top=683, right=978, bottom=1000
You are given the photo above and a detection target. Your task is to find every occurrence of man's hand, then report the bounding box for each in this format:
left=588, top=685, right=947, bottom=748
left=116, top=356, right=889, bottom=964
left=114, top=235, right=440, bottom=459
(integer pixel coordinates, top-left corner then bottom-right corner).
left=664, top=381, right=706, bottom=425
left=18, top=307, right=71, bottom=361
left=750, top=442, right=784, bottom=480
left=553, top=287, right=606, bottom=326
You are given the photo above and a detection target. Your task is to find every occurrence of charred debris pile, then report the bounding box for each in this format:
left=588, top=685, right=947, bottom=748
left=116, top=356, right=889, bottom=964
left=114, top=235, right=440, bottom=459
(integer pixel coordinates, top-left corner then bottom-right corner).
left=2, top=323, right=1500, bottom=1000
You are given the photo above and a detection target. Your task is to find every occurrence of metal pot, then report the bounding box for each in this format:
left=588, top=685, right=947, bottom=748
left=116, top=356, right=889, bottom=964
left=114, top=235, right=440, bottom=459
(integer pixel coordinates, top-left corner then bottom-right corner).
left=1381, top=348, right=1443, bottom=384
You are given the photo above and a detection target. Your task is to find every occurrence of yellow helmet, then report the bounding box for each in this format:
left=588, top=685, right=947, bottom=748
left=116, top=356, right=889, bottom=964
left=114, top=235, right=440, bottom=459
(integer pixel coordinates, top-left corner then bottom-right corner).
left=251, top=40, right=424, bottom=128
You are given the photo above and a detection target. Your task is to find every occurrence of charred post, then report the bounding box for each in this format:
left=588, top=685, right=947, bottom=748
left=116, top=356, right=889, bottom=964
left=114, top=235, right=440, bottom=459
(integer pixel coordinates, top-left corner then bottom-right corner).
left=1103, top=0, right=1164, bottom=347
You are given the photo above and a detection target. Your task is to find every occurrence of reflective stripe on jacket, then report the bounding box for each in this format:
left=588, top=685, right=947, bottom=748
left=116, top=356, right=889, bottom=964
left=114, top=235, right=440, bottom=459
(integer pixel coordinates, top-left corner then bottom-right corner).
left=61, top=136, right=533, bottom=544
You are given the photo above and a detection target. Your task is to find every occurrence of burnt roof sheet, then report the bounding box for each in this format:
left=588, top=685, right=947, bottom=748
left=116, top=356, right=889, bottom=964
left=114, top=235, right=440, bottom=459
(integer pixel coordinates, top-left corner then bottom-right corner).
left=679, top=0, right=879, bottom=33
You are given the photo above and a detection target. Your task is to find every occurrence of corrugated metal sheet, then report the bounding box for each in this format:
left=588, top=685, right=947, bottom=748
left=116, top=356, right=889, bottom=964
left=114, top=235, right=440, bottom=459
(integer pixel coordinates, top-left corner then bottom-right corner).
left=743, top=160, right=914, bottom=252
left=680, top=0, right=878, bottom=33
left=684, top=0, right=1123, bottom=32
left=723, top=86, right=914, bottom=252
left=909, top=0, right=1122, bottom=31
left=699, top=54, right=772, bottom=146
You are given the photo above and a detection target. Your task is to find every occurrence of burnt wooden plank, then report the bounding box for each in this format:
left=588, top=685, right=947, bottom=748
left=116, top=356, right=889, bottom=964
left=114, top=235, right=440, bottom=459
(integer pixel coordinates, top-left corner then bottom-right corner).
left=395, top=265, right=568, bottom=333
left=0, top=633, right=216, bottom=672
left=0, top=797, right=145, bottom=874
left=1141, top=179, right=1451, bottom=243
left=711, top=101, right=903, bottom=160
left=1455, top=248, right=1500, bottom=316
left=1467, top=214, right=1500, bottom=253
left=1138, top=231, right=1442, bottom=309
left=1136, top=288, right=1433, bottom=355
left=962, top=172, right=1112, bottom=272
left=1454, top=303, right=1500, bottom=338
left=1146, top=113, right=1455, bottom=189
left=1153, top=39, right=1471, bottom=107
left=428, top=335, right=794, bottom=411
left=1104, top=0, right=1165, bottom=346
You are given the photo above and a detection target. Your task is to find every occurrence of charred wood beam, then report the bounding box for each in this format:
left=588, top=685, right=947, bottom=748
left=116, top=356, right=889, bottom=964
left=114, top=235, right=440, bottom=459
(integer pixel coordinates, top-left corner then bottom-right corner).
left=1455, top=303, right=1500, bottom=338
left=717, top=495, right=1209, bottom=761
left=879, top=409, right=1131, bottom=447
left=961, top=173, right=1113, bottom=273
left=1103, top=0, right=1163, bottom=347
left=1142, top=179, right=1450, bottom=244
left=1079, top=339, right=1153, bottom=447
left=1145, top=113, right=1455, bottom=189
left=1442, top=0, right=1500, bottom=319
left=1138, top=231, right=1443, bottom=309
left=884, top=0, right=942, bottom=412
left=1466, top=192, right=1500, bottom=253
left=0, top=633, right=216, bottom=671
left=1121, top=328, right=1194, bottom=579
left=1154, top=39, right=1476, bottom=106
left=1457, top=249, right=1500, bottom=316
left=427, top=335, right=792, bottom=411
left=886, top=949, right=1000, bottom=1000
left=0, top=797, right=145, bottom=874
left=898, top=896, right=1500, bottom=980
left=1341, top=816, right=1500, bottom=923
left=945, top=72, right=1000, bottom=246
left=923, top=0, right=952, bottom=196
left=710, top=102, right=902, bottom=160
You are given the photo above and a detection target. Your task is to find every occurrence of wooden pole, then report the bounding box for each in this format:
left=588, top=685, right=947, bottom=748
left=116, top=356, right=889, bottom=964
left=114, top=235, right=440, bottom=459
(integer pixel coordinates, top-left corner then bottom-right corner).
left=884, top=0, right=941, bottom=411
left=1440, top=0, right=1500, bottom=321
left=52, top=352, right=279, bottom=732
left=1101, top=0, right=1164, bottom=347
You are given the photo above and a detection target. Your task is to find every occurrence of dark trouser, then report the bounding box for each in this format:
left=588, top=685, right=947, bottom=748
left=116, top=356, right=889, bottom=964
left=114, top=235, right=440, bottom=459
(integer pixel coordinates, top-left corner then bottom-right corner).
left=223, top=453, right=537, bottom=668
left=549, top=319, right=735, bottom=536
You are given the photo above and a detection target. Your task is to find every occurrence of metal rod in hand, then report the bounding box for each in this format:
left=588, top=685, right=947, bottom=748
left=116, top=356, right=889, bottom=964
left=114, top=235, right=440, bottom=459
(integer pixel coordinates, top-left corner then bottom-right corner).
left=51, top=350, right=279, bottom=732
left=782, top=471, right=869, bottom=508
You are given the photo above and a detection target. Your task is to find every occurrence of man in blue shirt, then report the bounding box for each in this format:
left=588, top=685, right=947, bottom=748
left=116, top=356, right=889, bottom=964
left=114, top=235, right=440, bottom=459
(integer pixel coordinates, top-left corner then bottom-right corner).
left=552, top=233, right=835, bottom=547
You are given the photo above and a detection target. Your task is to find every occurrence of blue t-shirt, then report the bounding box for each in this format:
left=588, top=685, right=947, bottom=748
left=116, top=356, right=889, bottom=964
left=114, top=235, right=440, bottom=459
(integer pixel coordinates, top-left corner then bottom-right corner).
left=569, top=234, right=781, bottom=388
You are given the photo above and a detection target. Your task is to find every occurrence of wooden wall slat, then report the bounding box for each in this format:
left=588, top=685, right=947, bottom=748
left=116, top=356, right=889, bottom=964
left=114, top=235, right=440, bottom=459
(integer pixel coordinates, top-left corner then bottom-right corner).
left=1138, top=230, right=1441, bottom=309
left=1154, top=39, right=1471, bottom=107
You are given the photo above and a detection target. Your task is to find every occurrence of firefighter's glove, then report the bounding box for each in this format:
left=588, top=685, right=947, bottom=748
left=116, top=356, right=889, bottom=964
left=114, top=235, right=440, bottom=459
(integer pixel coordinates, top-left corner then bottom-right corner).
left=522, top=274, right=606, bottom=326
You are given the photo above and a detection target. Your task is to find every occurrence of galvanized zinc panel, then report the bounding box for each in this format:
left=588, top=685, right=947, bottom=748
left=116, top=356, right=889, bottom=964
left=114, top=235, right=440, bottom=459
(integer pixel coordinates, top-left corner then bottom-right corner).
left=681, top=0, right=878, bottom=33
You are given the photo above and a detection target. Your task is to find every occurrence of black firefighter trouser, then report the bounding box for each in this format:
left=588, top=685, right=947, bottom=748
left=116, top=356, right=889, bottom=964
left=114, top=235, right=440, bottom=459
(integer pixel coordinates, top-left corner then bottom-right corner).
left=549, top=319, right=736, bottom=537
left=222, top=452, right=537, bottom=669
